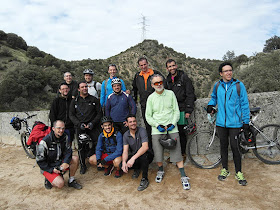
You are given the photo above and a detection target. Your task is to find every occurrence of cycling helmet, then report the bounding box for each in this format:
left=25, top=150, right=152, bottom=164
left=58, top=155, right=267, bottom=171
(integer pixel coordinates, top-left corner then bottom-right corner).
left=238, top=130, right=255, bottom=146
left=111, top=78, right=122, bottom=86
left=101, top=116, right=113, bottom=125
left=83, top=69, right=94, bottom=75
left=184, top=123, right=196, bottom=135
left=10, top=117, right=21, bottom=131
left=159, top=133, right=177, bottom=149
left=78, top=133, right=91, bottom=144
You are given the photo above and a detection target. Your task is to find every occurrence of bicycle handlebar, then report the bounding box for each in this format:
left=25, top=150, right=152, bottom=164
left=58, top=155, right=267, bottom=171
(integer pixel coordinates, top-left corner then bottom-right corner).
left=26, top=114, right=37, bottom=119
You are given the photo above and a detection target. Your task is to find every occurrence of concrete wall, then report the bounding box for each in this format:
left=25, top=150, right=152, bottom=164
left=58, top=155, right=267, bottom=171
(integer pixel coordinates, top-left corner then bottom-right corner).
left=1, top=91, right=280, bottom=146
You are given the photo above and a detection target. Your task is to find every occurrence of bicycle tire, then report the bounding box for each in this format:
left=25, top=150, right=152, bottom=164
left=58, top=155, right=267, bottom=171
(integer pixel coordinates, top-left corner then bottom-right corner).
left=253, top=124, right=280, bottom=164
left=187, top=131, right=221, bottom=169
left=21, top=132, right=35, bottom=159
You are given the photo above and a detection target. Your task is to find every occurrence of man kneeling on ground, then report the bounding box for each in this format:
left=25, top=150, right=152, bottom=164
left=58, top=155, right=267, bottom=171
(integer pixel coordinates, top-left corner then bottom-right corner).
left=89, top=116, right=123, bottom=178
left=121, top=114, right=153, bottom=191
left=36, top=120, right=82, bottom=190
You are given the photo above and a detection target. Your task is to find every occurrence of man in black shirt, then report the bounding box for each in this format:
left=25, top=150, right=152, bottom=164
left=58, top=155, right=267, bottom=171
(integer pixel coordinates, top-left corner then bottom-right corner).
left=69, top=82, right=102, bottom=174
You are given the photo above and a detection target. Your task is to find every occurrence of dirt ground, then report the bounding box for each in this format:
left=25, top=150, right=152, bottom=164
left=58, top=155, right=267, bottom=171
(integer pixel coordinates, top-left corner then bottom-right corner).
left=0, top=144, right=279, bottom=210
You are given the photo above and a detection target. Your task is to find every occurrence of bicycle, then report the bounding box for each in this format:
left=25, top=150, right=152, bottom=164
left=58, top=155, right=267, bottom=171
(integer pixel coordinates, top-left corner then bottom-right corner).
left=186, top=107, right=280, bottom=169
left=10, top=112, right=37, bottom=159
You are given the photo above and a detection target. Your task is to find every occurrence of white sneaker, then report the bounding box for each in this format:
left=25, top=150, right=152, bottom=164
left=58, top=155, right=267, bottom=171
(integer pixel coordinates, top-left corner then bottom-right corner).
left=155, top=171, right=165, bottom=183
left=181, top=176, right=190, bottom=190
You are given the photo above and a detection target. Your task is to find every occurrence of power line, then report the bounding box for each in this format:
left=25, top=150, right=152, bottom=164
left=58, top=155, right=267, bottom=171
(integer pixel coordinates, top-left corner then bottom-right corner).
left=139, top=14, right=148, bottom=41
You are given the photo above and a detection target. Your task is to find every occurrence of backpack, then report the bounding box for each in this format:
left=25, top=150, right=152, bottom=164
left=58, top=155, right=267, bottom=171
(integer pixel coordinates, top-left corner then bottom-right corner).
left=168, top=73, right=197, bottom=101
left=215, top=80, right=240, bottom=96
left=27, top=121, right=51, bottom=155
left=93, top=81, right=101, bottom=97
left=104, top=79, right=109, bottom=96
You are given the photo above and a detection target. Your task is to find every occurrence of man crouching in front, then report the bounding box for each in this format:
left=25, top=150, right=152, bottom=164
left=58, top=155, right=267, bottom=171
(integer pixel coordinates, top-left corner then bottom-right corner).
left=36, top=120, right=82, bottom=190
left=88, top=116, right=123, bottom=178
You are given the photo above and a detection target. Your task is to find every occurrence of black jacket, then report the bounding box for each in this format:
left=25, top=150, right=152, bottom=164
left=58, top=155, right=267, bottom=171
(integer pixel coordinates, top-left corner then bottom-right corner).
left=49, top=95, right=74, bottom=128
left=69, top=94, right=102, bottom=128
left=132, top=69, right=164, bottom=108
left=36, top=131, right=72, bottom=173
left=164, top=70, right=196, bottom=113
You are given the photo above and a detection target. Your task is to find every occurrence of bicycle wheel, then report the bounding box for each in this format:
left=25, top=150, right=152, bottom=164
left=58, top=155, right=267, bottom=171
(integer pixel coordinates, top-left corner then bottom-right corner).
left=21, top=132, right=35, bottom=159
left=187, top=131, right=221, bottom=169
left=253, top=124, right=280, bottom=164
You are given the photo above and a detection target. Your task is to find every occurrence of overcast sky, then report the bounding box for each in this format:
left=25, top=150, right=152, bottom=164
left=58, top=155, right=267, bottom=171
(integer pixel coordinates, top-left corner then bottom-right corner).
left=1, top=0, right=280, bottom=61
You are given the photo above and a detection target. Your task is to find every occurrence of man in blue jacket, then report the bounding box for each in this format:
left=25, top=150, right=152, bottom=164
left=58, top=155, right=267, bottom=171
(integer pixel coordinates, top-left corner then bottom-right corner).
left=106, top=78, right=137, bottom=134
left=100, top=64, right=127, bottom=108
left=89, top=116, right=123, bottom=178
left=207, top=62, right=250, bottom=186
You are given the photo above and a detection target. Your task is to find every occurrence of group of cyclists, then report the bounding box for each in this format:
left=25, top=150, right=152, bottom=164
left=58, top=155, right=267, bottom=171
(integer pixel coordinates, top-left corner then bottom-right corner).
left=36, top=57, right=250, bottom=191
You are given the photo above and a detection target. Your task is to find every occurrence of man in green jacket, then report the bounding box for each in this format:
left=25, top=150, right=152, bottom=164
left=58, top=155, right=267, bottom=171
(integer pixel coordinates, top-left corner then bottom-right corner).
left=145, top=74, right=190, bottom=190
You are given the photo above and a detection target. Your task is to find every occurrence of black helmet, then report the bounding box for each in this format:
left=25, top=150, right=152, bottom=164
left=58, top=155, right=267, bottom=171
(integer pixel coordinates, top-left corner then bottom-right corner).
left=10, top=117, right=21, bottom=131
left=83, top=69, right=94, bottom=75
left=101, top=116, right=113, bottom=125
left=159, top=133, right=177, bottom=149
left=238, top=130, right=255, bottom=146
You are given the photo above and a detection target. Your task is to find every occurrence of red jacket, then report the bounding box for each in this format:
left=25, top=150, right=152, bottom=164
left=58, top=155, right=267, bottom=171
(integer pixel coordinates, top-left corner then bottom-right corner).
left=27, top=122, right=51, bottom=145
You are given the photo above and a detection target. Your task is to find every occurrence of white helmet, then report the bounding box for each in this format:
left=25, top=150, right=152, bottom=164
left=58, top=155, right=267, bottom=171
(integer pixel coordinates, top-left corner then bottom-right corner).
left=83, top=69, right=94, bottom=75
left=111, top=78, right=122, bottom=86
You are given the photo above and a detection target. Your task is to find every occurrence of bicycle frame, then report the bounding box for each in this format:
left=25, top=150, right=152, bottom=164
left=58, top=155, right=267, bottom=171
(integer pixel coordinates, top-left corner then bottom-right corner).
left=241, top=111, right=277, bottom=150
left=206, top=126, right=217, bottom=151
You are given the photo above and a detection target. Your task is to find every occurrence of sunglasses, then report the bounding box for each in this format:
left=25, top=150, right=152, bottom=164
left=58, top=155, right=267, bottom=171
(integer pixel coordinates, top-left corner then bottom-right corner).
left=153, top=81, right=163, bottom=86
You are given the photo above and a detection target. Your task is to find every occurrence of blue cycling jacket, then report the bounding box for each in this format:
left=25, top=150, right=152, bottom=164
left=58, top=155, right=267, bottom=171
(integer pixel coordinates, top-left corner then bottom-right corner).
left=100, top=77, right=126, bottom=107
left=95, top=131, right=123, bottom=162
left=105, top=91, right=137, bottom=123
left=208, top=79, right=250, bottom=128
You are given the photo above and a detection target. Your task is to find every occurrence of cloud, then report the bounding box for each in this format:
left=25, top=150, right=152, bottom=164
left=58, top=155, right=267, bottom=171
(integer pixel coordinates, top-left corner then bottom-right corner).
left=1, top=0, right=280, bottom=61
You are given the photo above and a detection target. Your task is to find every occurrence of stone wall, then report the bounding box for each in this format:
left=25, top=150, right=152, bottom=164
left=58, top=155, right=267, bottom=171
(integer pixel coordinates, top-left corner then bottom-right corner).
left=1, top=91, right=280, bottom=146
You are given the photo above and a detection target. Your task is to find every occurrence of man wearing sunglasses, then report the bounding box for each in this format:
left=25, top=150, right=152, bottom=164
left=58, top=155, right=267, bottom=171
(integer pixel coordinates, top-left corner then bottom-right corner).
left=164, top=59, right=196, bottom=162
left=145, top=74, right=190, bottom=190
left=132, top=57, right=165, bottom=150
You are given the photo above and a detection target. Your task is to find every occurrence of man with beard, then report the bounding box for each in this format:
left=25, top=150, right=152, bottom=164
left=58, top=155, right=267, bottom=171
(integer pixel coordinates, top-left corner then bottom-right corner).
left=164, top=59, right=196, bottom=161
left=69, top=82, right=102, bottom=174
left=89, top=116, right=123, bottom=178
left=145, top=74, right=190, bottom=190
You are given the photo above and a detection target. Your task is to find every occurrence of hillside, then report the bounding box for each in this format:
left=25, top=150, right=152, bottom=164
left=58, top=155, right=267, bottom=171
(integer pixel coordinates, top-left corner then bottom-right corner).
left=0, top=29, right=279, bottom=112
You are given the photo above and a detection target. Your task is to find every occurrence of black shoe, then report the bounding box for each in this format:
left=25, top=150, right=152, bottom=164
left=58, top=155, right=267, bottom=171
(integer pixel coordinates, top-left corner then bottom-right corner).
left=80, top=166, right=87, bottom=174
left=68, top=180, right=82, bottom=190
left=44, top=178, right=52, bottom=190
left=137, top=178, right=149, bottom=191
left=104, top=164, right=114, bottom=176
left=132, top=169, right=141, bottom=179
left=97, top=166, right=105, bottom=171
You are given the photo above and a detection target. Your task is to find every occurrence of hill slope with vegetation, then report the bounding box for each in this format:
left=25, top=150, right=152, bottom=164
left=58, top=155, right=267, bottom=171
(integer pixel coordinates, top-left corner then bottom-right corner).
left=0, top=29, right=279, bottom=112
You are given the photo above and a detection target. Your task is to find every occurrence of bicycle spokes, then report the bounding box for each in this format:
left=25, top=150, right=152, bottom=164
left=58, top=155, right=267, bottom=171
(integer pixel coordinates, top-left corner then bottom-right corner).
left=253, top=124, right=280, bottom=164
